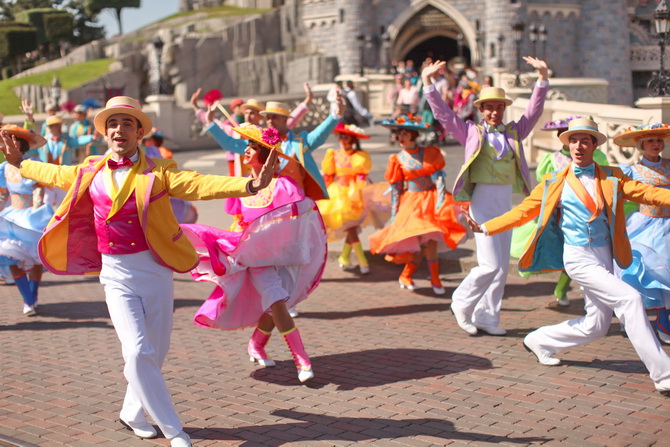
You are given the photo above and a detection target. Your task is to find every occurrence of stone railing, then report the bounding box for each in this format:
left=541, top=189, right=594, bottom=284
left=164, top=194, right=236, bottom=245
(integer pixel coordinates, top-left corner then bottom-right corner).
left=507, top=95, right=670, bottom=167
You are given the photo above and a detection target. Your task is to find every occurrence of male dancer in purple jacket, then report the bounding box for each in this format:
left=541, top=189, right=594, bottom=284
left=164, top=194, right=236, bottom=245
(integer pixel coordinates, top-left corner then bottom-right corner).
left=422, top=57, right=549, bottom=336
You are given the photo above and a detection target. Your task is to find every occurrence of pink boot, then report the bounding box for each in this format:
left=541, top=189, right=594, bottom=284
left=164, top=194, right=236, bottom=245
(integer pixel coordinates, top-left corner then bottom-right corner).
left=281, top=327, right=314, bottom=382
left=248, top=328, right=276, bottom=367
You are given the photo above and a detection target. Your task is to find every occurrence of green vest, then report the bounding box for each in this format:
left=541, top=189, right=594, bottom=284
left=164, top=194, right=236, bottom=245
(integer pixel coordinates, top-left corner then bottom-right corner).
left=469, top=138, right=516, bottom=185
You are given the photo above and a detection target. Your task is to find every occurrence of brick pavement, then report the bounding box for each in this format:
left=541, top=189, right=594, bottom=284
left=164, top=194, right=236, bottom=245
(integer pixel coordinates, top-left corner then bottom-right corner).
left=2, top=129, right=670, bottom=446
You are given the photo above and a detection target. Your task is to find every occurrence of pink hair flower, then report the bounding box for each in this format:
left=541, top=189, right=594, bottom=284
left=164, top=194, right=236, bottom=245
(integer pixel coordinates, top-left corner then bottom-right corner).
left=262, top=127, right=281, bottom=146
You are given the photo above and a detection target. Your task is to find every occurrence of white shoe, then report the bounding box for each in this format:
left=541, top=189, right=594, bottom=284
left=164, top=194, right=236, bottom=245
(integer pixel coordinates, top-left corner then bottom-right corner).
left=654, top=377, right=670, bottom=396
left=399, top=280, right=416, bottom=291
left=432, top=285, right=446, bottom=295
left=657, top=329, right=670, bottom=344
left=249, top=355, right=276, bottom=367
left=298, top=368, right=314, bottom=383
left=450, top=306, right=477, bottom=335
left=556, top=297, right=570, bottom=307
left=22, top=304, right=37, bottom=316
left=359, top=265, right=370, bottom=275
left=339, top=262, right=356, bottom=271
left=288, top=307, right=299, bottom=318
left=523, top=333, right=561, bottom=366
left=474, top=324, right=507, bottom=336
left=170, top=431, right=192, bottom=447
left=3, top=277, right=14, bottom=285
left=119, top=419, right=158, bottom=439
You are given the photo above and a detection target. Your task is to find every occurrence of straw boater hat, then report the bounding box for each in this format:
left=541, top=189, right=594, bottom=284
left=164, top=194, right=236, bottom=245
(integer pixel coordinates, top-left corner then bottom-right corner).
left=260, top=101, right=291, bottom=117
left=45, top=116, right=63, bottom=126
left=232, top=123, right=282, bottom=150
left=473, top=87, right=513, bottom=107
left=558, top=117, right=607, bottom=147
left=241, top=99, right=265, bottom=113
left=333, top=122, right=370, bottom=140
left=380, top=114, right=432, bottom=132
left=93, top=96, right=152, bottom=135
left=613, top=123, right=670, bottom=149
left=0, top=124, right=47, bottom=150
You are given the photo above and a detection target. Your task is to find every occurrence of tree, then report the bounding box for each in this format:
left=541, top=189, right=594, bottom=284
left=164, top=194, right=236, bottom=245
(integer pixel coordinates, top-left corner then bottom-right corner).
left=0, top=21, right=37, bottom=74
left=63, top=0, right=105, bottom=46
left=15, top=8, right=74, bottom=59
left=85, top=0, right=140, bottom=35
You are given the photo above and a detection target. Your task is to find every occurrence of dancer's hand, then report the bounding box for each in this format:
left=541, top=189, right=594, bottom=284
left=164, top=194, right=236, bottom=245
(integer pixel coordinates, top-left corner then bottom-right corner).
left=461, top=207, right=482, bottom=233
left=205, top=102, right=217, bottom=125
left=190, top=88, right=202, bottom=111
left=421, top=60, right=446, bottom=86
left=523, top=56, right=549, bottom=81
left=303, top=82, right=313, bottom=107
left=248, top=148, right=279, bottom=193
left=20, top=99, right=34, bottom=123
left=0, top=131, right=24, bottom=168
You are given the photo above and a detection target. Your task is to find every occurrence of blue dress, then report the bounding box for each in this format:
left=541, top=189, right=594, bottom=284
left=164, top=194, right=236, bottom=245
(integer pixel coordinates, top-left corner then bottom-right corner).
left=618, top=158, right=670, bottom=309
left=0, top=162, right=54, bottom=270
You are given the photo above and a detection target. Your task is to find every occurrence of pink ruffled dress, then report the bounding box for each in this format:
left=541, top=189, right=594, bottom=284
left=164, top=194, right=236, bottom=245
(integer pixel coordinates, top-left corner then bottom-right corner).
left=181, top=176, right=327, bottom=330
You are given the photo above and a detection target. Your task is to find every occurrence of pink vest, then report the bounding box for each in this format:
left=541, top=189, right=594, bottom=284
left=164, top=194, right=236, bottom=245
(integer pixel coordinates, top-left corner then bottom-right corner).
left=89, top=170, right=149, bottom=255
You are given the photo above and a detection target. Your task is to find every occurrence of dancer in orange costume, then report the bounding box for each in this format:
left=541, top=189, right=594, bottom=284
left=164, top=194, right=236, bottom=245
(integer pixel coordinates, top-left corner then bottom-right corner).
left=369, top=115, right=468, bottom=295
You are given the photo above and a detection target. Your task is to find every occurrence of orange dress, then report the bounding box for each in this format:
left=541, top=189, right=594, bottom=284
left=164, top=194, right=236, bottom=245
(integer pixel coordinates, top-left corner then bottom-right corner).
left=369, top=145, right=468, bottom=264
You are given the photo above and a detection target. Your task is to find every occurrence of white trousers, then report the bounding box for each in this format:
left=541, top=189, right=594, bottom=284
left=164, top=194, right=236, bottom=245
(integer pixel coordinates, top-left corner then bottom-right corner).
left=100, top=251, right=182, bottom=439
left=452, top=184, right=513, bottom=327
left=529, top=244, right=670, bottom=383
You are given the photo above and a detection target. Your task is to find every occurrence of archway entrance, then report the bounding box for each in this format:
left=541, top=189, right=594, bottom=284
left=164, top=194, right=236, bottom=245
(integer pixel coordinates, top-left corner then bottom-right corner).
left=402, top=35, right=471, bottom=70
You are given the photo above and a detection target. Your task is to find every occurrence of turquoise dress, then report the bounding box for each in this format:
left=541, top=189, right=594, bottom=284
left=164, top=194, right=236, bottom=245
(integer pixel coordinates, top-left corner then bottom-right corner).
left=0, top=163, right=54, bottom=269
left=617, top=158, right=670, bottom=309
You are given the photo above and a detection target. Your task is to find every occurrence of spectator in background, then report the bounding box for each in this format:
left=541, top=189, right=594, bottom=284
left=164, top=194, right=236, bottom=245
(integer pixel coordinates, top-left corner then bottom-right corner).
left=483, top=75, right=494, bottom=89
left=343, top=80, right=374, bottom=127
left=69, top=104, right=95, bottom=162
left=396, top=78, right=420, bottom=115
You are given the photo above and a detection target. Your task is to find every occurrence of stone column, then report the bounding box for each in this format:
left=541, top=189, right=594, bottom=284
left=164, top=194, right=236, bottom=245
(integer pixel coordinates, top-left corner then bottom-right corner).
left=336, top=0, right=366, bottom=76
left=483, top=0, right=515, bottom=80
left=578, top=0, right=632, bottom=105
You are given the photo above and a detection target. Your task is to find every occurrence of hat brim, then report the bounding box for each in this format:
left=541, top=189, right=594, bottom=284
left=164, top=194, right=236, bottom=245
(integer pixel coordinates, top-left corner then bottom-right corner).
left=241, top=104, right=264, bottom=112
left=380, top=122, right=432, bottom=133
left=94, top=107, right=153, bottom=136
left=333, top=128, right=370, bottom=140
left=540, top=126, right=568, bottom=132
left=613, top=128, right=670, bottom=148
left=0, top=129, right=46, bottom=150
left=232, top=127, right=275, bottom=149
left=473, top=97, right=513, bottom=107
left=559, top=129, right=608, bottom=147
left=259, top=110, right=290, bottom=118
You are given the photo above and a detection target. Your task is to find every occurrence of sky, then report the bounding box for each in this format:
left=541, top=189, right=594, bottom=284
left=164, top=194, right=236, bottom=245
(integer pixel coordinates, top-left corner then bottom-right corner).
left=96, top=0, right=181, bottom=37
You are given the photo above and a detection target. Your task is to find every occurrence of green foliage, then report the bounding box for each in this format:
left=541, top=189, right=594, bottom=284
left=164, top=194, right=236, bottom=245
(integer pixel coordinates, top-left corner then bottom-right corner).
left=85, top=0, right=140, bottom=15
left=157, top=5, right=271, bottom=23
left=0, top=58, right=115, bottom=114
left=0, top=21, right=37, bottom=59
left=63, top=0, right=105, bottom=45
left=44, top=11, right=74, bottom=41
left=15, top=8, right=74, bottom=45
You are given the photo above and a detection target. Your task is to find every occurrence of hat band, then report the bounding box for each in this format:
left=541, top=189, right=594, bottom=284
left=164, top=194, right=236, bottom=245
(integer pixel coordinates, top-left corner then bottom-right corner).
left=112, top=104, right=140, bottom=111
left=569, top=125, right=598, bottom=132
left=265, top=107, right=289, bottom=115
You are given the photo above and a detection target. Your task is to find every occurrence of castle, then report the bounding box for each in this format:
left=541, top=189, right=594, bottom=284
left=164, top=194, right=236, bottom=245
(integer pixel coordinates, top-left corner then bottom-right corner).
left=178, top=0, right=663, bottom=106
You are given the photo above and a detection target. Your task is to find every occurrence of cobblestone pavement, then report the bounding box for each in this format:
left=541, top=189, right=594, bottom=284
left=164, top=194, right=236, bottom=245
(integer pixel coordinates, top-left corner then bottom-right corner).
left=1, top=128, right=669, bottom=446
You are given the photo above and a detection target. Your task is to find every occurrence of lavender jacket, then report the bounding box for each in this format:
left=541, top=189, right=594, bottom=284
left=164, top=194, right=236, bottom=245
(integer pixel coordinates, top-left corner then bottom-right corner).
left=424, top=82, right=548, bottom=201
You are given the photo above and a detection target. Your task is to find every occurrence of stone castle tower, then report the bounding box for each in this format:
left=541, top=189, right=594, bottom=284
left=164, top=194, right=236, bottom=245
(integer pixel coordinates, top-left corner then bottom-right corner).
left=178, top=0, right=660, bottom=105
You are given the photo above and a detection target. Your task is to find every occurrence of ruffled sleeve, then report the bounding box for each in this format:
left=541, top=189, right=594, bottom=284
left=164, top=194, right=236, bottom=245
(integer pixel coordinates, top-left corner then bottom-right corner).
left=421, top=146, right=446, bottom=173
left=352, top=150, right=372, bottom=176
left=385, top=154, right=404, bottom=184
left=321, top=148, right=336, bottom=175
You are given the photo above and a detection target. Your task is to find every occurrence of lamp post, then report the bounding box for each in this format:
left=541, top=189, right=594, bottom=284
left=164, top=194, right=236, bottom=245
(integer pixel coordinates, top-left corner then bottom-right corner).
left=538, top=24, right=547, bottom=60
left=512, top=19, right=525, bottom=87
left=648, top=0, right=670, bottom=96
left=51, top=75, right=62, bottom=108
left=356, top=33, right=365, bottom=76
left=381, top=30, right=391, bottom=74
left=152, top=36, right=165, bottom=95
left=497, top=34, right=505, bottom=68
left=528, top=23, right=538, bottom=58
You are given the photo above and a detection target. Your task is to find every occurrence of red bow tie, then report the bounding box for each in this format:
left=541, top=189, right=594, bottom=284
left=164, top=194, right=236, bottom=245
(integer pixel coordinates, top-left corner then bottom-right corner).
left=107, top=157, right=133, bottom=170
left=51, top=136, right=61, bottom=141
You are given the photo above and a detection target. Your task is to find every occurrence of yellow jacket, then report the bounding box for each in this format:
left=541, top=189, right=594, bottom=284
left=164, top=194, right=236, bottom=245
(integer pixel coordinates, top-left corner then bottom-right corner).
left=20, top=150, right=252, bottom=274
left=485, top=164, right=670, bottom=271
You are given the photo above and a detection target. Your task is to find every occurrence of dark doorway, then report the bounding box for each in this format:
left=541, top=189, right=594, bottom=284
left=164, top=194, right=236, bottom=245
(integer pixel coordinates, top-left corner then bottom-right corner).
left=403, top=35, right=471, bottom=68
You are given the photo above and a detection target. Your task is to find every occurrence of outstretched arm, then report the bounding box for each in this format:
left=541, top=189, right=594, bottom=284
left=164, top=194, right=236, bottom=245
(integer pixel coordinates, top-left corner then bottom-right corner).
left=421, top=60, right=469, bottom=144
left=516, top=57, right=550, bottom=138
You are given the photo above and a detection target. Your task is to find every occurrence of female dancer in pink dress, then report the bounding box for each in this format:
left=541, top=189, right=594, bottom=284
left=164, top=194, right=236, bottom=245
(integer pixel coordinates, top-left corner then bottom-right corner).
left=182, top=124, right=327, bottom=383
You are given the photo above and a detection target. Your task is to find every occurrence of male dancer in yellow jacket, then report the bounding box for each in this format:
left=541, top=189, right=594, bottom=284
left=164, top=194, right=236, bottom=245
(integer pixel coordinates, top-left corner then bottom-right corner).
left=0, top=96, right=278, bottom=446
left=464, top=118, right=670, bottom=395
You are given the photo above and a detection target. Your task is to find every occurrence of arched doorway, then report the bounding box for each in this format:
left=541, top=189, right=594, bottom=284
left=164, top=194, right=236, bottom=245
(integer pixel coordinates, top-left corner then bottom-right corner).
left=402, top=35, right=471, bottom=69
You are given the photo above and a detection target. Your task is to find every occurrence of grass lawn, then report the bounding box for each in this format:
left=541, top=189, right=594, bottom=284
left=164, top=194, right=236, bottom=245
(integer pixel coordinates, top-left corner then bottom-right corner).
left=157, top=5, right=271, bottom=23
left=0, top=58, right=115, bottom=115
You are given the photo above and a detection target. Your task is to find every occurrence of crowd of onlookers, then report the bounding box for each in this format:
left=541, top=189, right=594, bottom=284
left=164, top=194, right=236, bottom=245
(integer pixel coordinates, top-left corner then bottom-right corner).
left=387, top=57, right=493, bottom=144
